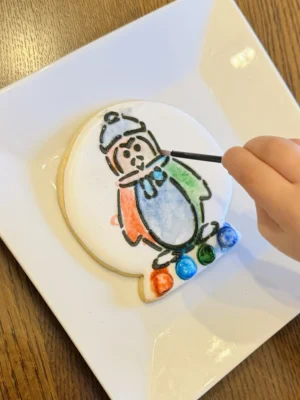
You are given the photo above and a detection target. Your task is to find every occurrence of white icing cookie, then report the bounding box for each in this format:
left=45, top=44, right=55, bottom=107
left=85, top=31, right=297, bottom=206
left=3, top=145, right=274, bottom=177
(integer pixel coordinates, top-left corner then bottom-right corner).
left=58, top=101, right=239, bottom=302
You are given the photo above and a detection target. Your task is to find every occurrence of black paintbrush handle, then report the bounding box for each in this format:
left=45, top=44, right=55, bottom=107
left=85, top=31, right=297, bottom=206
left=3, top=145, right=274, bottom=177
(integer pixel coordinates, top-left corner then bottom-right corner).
left=170, top=151, right=222, bottom=163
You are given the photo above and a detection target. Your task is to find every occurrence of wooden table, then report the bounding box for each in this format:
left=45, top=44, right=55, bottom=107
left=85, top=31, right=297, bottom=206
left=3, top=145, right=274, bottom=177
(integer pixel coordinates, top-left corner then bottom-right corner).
left=0, top=0, right=299, bottom=399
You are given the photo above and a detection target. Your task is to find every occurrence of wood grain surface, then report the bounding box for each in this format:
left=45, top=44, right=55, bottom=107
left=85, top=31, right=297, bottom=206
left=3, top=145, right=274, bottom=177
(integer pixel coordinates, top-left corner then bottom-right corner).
left=0, top=0, right=299, bottom=399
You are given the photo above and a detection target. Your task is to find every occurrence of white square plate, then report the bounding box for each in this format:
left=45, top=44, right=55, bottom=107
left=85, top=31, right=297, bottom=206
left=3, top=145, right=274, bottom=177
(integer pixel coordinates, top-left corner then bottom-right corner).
left=1, top=0, right=299, bottom=399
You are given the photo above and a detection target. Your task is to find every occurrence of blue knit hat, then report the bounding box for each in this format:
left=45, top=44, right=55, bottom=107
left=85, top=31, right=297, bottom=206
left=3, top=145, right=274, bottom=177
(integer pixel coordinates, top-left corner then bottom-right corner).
left=99, top=111, right=147, bottom=154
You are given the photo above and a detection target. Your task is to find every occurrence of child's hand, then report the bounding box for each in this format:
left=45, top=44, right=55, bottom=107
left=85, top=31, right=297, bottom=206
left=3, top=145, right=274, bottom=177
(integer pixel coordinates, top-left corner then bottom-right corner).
left=222, top=136, right=300, bottom=262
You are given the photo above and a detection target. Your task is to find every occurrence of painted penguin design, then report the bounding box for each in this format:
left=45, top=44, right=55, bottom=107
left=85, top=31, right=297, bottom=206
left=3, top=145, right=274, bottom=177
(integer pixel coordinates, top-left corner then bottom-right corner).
left=99, top=111, right=221, bottom=297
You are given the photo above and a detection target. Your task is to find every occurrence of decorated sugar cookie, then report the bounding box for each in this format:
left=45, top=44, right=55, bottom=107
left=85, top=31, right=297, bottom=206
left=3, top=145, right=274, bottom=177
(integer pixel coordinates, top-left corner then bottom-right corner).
left=58, top=101, right=239, bottom=302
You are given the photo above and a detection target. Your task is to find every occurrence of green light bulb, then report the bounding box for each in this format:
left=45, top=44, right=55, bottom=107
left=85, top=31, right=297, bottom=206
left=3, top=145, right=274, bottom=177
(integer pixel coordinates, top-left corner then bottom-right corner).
left=197, top=244, right=216, bottom=266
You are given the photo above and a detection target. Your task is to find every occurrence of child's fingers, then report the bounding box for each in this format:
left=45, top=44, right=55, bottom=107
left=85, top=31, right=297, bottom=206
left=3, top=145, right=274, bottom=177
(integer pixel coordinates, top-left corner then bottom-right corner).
left=255, top=205, right=298, bottom=260
left=222, top=146, right=293, bottom=225
left=256, top=205, right=282, bottom=237
left=290, top=139, right=300, bottom=146
left=244, top=136, right=300, bottom=184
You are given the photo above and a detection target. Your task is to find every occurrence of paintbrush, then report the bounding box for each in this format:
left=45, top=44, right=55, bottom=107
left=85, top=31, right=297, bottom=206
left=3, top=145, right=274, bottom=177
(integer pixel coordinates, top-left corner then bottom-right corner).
left=161, top=150, right=222, bottom=164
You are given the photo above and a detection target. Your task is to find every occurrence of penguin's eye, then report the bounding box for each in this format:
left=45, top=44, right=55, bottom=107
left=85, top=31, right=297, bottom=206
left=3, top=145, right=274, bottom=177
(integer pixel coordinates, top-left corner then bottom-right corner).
left=133, top=144, right=141, bottom=152
left=123, top=150, right=131, bottom=159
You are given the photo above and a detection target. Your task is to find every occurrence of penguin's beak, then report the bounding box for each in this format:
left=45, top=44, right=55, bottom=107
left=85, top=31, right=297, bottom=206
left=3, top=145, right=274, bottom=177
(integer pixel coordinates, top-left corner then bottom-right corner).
left=137, top=162, right=145, bottom=171
left=135, top=155, right=145, bottom=171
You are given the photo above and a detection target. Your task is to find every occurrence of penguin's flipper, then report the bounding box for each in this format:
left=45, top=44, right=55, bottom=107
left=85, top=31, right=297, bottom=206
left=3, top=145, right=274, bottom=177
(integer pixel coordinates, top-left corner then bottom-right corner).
left=118, top=186, right=158, bottom=247
left=163, top=158, right=211, bottom=224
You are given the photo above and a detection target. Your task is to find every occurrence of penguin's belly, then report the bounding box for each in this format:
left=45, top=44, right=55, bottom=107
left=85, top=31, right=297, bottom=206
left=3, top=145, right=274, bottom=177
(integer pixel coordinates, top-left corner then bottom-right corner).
left=136, top=179, right=197, bottom=247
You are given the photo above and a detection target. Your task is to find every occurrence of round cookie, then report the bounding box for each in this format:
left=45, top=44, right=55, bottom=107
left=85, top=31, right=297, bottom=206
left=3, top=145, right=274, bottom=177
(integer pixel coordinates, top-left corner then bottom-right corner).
left=57, top=101, right=239, bottom=302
